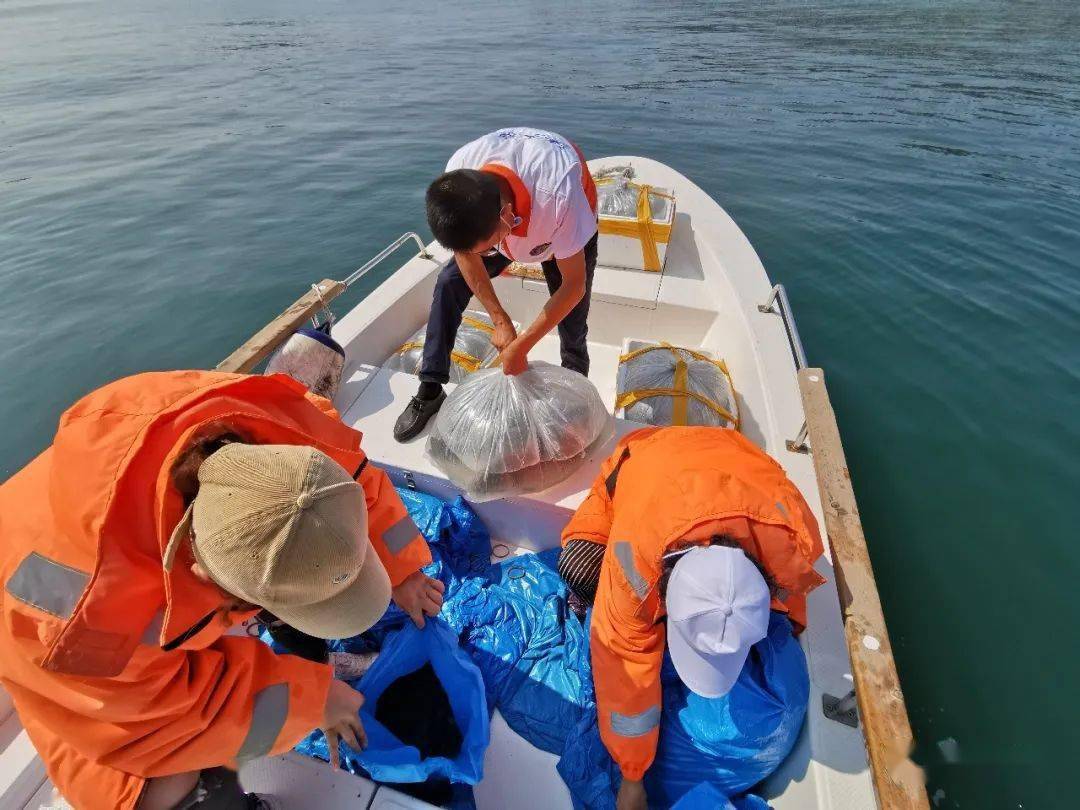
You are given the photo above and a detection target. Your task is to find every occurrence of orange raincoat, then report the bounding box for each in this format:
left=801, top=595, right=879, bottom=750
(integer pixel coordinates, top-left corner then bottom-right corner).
left=0, top=371, right=431, bottom=809
left=561, top=426, right=825, bottom=781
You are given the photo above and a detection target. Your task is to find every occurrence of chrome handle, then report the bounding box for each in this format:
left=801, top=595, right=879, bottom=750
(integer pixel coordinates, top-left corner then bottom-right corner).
left=758, top=283, right=808, bottom=371
left=343, top=231, right=435, bottom=289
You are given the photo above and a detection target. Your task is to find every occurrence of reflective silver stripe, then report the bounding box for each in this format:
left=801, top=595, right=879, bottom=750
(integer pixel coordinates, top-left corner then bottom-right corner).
left=382, top=515, right=420, bottom=554
left=613, top=542, right=648, bottom=600
left=238, top=682, right=290, bottom=761
left=775, top=500, right=789, bottom=519
left=5, top=552, right=89, bottom=619
left=611, top=706, right=661, bottom=737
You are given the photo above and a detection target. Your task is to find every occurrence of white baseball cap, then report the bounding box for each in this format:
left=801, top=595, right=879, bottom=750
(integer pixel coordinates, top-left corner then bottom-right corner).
left=665, top=545, right=771, bottom=698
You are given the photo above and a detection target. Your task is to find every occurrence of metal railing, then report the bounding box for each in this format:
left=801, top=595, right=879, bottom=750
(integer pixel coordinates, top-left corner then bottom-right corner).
left=759, top=284, right=811, bottom=453
left=758, top=283, right=808, bottom=371
left=343, top=231, right=434, bottom=288
left=310, top=232, right=436, bottom=328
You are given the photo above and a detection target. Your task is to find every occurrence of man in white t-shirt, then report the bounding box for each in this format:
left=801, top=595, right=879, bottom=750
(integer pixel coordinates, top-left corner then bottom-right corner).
left=394, top=127, right=599, bottom=442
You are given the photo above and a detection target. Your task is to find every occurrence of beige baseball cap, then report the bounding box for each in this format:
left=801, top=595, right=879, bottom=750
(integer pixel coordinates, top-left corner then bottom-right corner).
left=164, top=443, right=391, bottom=640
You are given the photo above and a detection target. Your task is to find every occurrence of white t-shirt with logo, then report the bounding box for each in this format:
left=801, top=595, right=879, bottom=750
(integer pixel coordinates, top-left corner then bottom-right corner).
left=446, top=127, right=598, bottom=263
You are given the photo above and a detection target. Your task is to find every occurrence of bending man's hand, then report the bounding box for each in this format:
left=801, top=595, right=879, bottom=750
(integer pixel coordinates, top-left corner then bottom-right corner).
left=491, top=318, right=518, bottom=353
left=391, top=570, right=445, bottom=628
left=499, top=338, right=529, bottom=376
left=321, top=679, right=367, bottom=769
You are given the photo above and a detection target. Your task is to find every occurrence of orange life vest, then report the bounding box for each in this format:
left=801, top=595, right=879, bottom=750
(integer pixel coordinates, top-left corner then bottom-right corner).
left=561, top=426, right=825, bottom=781
left=0, top=371, right=430, bottom=810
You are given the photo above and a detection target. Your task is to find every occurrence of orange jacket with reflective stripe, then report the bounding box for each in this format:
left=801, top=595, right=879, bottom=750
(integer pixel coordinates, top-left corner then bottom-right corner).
left=561, top=427, right=825, bottom=781
left=0, top=371, right=431, bottom=810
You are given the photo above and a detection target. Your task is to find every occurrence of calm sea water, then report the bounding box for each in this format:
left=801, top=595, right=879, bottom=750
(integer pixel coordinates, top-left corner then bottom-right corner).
left=2, top=0, right=1077, bottom=806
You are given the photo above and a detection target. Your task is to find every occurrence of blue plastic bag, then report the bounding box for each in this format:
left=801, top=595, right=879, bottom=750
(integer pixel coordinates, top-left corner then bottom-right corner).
left=296, top=620, right=489, bottom=785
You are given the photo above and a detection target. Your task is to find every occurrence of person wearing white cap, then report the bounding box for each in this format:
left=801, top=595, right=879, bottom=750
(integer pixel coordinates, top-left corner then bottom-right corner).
left=0, top=371, right=446, bottom=810
left=557, top=426, right=826, bottom=810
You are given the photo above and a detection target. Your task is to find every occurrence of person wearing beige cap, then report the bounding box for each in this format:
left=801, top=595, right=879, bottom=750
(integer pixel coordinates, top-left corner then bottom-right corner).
left=0, top=371, right=444, bottom=810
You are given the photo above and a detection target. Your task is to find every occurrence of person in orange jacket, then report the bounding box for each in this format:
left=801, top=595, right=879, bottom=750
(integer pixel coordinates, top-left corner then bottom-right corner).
left=0, top=370, right=444, bottom=810
left=557, top=426, right=826, bottom=810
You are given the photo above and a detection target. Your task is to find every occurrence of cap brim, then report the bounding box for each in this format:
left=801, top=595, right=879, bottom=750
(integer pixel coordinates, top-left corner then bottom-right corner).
left=667, top=620, right=752, bottom=699
left=269, top=539, right=392, bottom=640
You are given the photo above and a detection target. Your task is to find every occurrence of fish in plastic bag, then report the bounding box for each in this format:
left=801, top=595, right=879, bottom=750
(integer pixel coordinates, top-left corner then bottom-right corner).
left=616, top=343, right=739, bottom=429
left=385, top=311, right=512, bottom=383
left=427, top=362, right=613, bottom=501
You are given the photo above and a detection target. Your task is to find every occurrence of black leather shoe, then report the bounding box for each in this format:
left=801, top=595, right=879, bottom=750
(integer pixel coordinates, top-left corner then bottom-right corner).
left=394, top=390, right=446, bottom=442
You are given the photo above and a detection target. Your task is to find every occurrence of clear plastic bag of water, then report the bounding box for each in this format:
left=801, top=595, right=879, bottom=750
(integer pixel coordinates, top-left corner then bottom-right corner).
left=427, top=363, right=613, bottom=501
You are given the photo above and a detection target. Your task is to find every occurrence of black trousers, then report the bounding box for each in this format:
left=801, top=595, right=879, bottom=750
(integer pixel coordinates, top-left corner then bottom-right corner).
left=419, top=231, right=599, bottom=384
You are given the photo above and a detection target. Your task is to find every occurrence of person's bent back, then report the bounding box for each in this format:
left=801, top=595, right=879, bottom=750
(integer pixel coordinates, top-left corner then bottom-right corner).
left=0, top=371, right=437, bottom=810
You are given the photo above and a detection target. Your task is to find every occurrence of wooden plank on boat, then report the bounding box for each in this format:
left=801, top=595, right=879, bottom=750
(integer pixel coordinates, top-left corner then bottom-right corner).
left=217, top=279, right=347, bottom=373
left=798, top=368, right=929, bottom=810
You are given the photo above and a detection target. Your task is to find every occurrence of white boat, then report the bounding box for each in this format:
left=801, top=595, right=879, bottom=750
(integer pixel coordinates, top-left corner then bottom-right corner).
left=0, top=157, right=924, bottom=810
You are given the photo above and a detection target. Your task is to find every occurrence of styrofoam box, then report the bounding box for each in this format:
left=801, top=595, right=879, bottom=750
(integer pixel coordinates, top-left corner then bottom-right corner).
left=596, top=185, right=676, bottom=272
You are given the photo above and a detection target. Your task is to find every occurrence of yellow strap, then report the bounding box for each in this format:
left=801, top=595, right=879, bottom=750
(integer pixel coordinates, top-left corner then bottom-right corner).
left=461, top=315, right=494, bottom=334
left=397, top=341, right=483, bottom=373
left=616, top=386, right=737, bottom=426
left=619, top=341, right=718, bottom=366
left=450, top=350, right=483, bottom=372
left=671, top=356, right=688, bottom=426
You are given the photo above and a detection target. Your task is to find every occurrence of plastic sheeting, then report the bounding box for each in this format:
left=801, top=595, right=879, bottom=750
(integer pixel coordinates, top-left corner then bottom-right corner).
left=385, top=311, right=508, bottom=384
left=596, top=177, right=673, bottom=222
left=670, top=783, right=771, bottom=810
left=427, top=363, right=612, bottom=501
left=616, top=343, right=739, bottom=429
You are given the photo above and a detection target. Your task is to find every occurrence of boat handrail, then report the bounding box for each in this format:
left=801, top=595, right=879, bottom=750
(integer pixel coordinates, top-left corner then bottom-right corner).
left=758, top=284, right=808, bottom=371
left=343, top=231, right=433, bottom=289
left=218, top=232, right=436, bottom=373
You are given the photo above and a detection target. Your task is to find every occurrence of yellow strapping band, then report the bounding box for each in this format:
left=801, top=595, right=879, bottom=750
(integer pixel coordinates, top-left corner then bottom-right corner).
left=595, top=180, right=673, bottom=272
left=395, top=341, right=483, bottom=374
left=615, top=386, right=737, bottom=426
left=461, top=315, right=495, bottom=334
left=450, top=350, right=484, bottom=373
left=672, top=356, right=689, bottom=426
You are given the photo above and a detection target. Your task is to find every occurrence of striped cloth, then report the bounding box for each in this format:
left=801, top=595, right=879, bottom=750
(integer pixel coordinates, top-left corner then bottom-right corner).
left=557, top=539, right=607, bottom=606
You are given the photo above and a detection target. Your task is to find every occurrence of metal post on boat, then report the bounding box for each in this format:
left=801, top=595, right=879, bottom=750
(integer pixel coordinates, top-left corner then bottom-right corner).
left=759, top=284, right=813, bottom=453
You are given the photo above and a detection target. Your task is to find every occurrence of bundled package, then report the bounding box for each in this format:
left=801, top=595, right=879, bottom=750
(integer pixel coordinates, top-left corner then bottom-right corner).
left=385, top=311, right=514, bottom=383
left=615, top=341, right=739, bottom=429
left=595, top=172, right=676, bottom=272
left=427, top=363, right=613, bottom=501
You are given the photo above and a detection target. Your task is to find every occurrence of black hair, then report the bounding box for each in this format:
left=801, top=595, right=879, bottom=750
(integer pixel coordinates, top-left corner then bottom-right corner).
left=658, top=534, right=779, bottom=602
left=426, top=169, right=502, bottom=252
